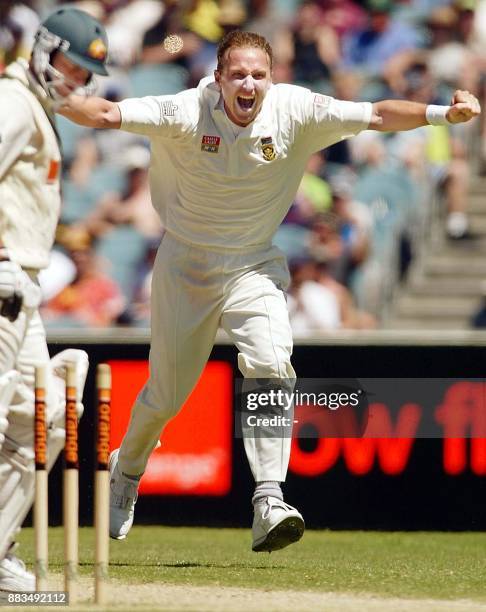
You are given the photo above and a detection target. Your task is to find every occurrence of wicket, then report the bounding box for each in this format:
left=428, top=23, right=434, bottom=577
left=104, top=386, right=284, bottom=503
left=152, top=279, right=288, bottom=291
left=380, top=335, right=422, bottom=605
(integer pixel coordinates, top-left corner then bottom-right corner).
left=34, top=366, right=48, bottom=593
left=63, top=363, right=78, bottom=602
left=94, top=364, right=111, bottom=605
left=34, top=362, right=112, bottom=604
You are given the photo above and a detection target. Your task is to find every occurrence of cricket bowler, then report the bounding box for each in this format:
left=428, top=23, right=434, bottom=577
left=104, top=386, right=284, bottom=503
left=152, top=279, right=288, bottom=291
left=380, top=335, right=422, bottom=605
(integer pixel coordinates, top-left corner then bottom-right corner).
left=59, top=30, right=480, bottom=553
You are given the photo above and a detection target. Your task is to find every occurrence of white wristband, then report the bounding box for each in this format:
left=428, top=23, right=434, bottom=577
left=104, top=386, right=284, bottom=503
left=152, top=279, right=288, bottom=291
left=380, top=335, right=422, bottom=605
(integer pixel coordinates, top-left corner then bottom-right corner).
left=426, top=104, right=451, bottom=126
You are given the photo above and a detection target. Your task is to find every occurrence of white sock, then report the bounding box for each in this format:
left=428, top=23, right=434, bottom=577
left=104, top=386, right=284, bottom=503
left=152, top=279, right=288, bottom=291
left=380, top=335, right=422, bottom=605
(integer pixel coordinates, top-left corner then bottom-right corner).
left=252, top=481, right=283, bottom=505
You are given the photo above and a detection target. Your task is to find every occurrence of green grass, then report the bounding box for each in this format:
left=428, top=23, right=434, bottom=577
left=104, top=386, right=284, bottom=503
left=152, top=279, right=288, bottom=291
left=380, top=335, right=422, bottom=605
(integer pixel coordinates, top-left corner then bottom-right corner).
left=15, top=527, right=486, bottom=601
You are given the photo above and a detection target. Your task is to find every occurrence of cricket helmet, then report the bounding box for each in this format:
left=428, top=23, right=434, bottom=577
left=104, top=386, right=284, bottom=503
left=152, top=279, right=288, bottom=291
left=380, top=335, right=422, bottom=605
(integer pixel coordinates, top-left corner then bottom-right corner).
left=32, top=6, right=108, bottom=101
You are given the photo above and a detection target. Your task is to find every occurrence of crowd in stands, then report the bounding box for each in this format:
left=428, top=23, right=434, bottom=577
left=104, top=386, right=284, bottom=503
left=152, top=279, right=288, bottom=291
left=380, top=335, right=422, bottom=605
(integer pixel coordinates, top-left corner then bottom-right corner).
left=1, top=0, right=485, bottom=332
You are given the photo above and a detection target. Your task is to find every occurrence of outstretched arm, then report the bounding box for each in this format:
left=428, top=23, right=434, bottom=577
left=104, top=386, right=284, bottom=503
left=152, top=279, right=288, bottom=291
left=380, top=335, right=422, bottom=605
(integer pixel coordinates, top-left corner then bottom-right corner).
left=58, top=94, right=121, bottom=129
left=369, top=89, right=481, bottom=132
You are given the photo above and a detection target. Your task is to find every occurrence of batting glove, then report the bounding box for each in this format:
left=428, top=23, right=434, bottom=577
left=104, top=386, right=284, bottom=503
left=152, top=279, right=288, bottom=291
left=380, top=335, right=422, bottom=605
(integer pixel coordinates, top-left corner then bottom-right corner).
left=0, top=260, right=23, bottom=300
left=0, top=260, right=41, bottom=311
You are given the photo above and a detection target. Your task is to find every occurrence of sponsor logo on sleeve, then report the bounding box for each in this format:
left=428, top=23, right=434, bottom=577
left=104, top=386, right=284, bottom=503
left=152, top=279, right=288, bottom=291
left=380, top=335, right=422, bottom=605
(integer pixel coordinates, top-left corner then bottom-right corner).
left=162, top=100, right=178, bottom=116
left=313, top=94, right=330, bottom=107
left=260, top=136, right=276, bottom=161
left=201, top=135, right=221, bottom=153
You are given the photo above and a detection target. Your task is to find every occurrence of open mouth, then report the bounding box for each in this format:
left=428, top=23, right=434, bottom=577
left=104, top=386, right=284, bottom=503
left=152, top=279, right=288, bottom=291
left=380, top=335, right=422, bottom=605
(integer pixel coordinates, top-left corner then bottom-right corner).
left=237, top=96, right=255, bottom=111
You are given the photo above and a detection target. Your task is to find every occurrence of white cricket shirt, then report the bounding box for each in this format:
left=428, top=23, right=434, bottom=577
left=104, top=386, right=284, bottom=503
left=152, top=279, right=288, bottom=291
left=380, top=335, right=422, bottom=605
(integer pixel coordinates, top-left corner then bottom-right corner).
left=0, top=59, right=61, bottom=270
left=118, top=78, right=372, bottom=250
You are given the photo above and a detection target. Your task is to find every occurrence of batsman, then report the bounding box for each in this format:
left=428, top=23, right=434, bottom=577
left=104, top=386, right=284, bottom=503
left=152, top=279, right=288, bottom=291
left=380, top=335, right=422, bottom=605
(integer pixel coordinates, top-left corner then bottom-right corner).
left=59, top=30, right=480, bottom=553
left=0, top=8, right=109, bottom=591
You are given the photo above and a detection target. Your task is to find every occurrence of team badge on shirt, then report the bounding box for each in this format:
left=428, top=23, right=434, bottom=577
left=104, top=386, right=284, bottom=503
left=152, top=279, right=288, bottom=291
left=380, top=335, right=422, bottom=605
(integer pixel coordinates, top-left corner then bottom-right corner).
left=260, top=137, right=276, bottom=161
left=201, top=135, right=221, bottom=153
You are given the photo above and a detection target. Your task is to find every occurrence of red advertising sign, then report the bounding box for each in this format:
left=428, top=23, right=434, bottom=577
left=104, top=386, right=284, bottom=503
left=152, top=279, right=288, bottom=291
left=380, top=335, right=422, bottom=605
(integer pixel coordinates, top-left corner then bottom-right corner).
left=289, top=381, right=486, bottom=477
left=108, top=360, right=233, bottom=495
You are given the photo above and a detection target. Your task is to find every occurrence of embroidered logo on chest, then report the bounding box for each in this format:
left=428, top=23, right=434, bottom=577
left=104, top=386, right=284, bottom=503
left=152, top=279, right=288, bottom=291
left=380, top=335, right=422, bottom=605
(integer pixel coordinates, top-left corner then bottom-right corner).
left=260, top=136, right=276, bottom=161
left=201, top=135, right=221, bottom=153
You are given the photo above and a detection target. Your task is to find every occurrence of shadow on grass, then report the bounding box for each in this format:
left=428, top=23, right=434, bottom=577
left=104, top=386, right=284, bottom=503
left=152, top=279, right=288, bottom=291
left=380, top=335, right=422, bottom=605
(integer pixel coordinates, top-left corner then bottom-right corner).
left=98, top=561, right=283, bottom=570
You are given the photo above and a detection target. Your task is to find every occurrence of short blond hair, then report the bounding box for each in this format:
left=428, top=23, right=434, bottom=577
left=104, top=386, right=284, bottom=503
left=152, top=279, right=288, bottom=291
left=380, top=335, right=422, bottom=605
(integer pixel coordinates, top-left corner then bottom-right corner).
left=216, top=30, right=273, bottom=72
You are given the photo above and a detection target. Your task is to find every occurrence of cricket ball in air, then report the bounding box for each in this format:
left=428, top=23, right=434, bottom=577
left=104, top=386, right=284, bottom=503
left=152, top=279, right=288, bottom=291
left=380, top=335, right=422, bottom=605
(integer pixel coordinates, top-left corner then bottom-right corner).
left=163, top=34, right=183, bottom=54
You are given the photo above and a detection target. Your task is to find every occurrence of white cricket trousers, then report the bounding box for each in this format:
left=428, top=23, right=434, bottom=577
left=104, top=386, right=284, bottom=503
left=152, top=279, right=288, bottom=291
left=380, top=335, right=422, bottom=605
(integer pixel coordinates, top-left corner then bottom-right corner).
left=119, top=232, right=295, bottom=482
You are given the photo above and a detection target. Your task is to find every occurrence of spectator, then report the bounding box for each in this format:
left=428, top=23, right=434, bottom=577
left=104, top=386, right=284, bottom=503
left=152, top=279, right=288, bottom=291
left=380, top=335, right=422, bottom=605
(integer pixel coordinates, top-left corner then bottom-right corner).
left=314, top=255, right=377, bottom=329
left=0, top=1, right=39, bottom=69
left=288, top=255, right=341, bottom=333
left=328, top=169, right=373, bottom=281
left=309, top=212, right=350, bottom=284
left=471, top=281, right=486, bottom=328
left=38, top=248, right=77, bottom=303
left=391, top=62, right=474, bottom=240
left=349, top=130, right=419, bottom=310
left=284, top=152, right=332, bottom=226
left=316, top=0, right=367, bottom=40
left=79, top=145, right=162, bottom=240
left=275, top=0, right=340, bottom=89
left=341, top=0, right=423, bottom=84
left=42, top=227, right=125, bottom=327
left=385, top=3, right=482, bottom=100
left=426, top=5, right=478, bottom=94
left=245, top=0, right=291, bottom=50
left=103, top=0, right=164, bottom=68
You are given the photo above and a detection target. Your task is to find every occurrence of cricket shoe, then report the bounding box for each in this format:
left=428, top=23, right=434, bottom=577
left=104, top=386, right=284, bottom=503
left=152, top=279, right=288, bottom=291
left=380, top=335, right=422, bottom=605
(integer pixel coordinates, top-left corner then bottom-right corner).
left=0, top=552, right=35, bottom=592
left=252, top=496, right=305, bottom=552
left=109, top=448, right=139, bottom=540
